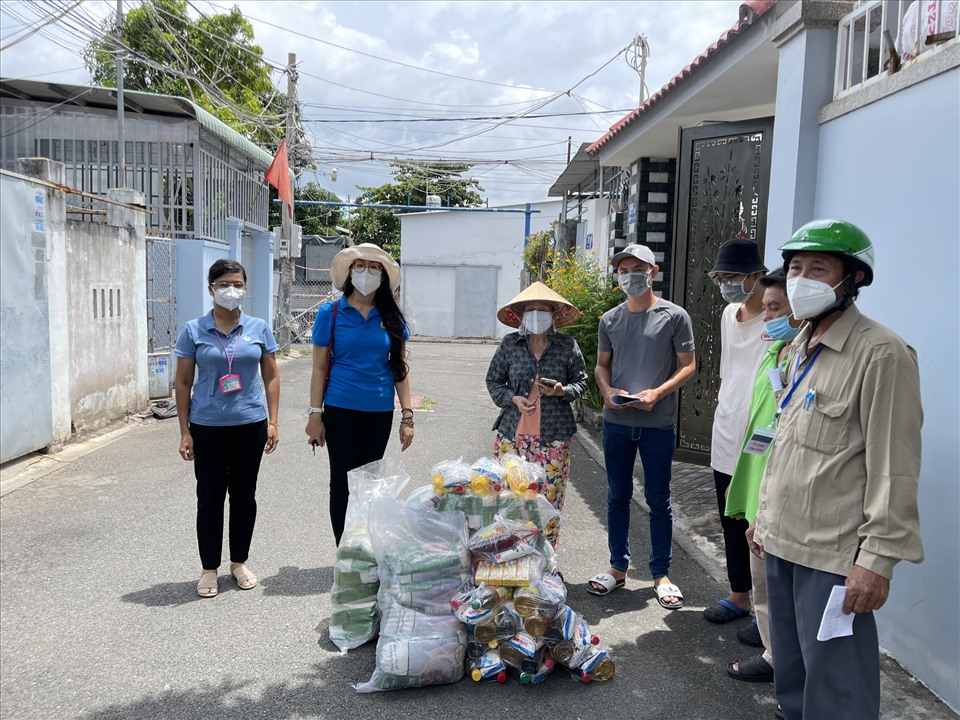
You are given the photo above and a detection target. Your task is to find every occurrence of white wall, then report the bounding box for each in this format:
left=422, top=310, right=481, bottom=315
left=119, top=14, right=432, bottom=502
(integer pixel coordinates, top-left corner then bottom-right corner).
left=67, top=192, right=149, bottom=432
left=811, top=68, right=959, bottom=710
left=399, top=200, right=561, bottom=338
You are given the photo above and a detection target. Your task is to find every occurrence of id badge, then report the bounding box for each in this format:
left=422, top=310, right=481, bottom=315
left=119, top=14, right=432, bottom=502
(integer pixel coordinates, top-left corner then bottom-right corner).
left=744, top=425, right=776, bottom=456
left=219, top=373, right=242, bottom=394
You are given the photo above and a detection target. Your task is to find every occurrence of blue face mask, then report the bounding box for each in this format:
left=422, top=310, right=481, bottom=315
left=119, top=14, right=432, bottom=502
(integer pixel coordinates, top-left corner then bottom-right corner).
left=764, top=315, right=800, bottom=341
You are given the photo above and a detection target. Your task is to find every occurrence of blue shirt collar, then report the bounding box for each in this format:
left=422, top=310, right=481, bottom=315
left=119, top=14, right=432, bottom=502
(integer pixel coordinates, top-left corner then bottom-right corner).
left=200, top=311, right=248, bottom=334
left=339, top=294, right=381, bottom=319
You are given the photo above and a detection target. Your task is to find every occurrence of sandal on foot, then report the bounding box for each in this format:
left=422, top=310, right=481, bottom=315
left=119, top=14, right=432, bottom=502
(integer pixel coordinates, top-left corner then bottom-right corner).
left=586, top=572, right=625, bottom=596
left=197, top=570, right=218, bottom=598
left=654, top=581, right=684, bottom=609
left=704, top=598, right=751, bottom=623
left=230, top=563, right=258, bottom=590
left=726, top=654, right=775, bottom=683
left=737, top=618, right=764, bottom=647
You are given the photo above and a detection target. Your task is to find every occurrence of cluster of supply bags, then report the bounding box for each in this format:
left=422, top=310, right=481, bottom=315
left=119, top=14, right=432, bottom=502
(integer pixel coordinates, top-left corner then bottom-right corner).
left=329, top=456, right=614, bottom=692
left=453, top=515, right=615, bottom=685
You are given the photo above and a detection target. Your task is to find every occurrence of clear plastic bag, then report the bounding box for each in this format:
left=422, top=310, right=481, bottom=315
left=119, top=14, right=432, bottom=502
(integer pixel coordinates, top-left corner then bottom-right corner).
left=355, top=499, right=469, bottom=693
left=329, top=459, right=409, bottom=653
left=468, top=516, right=540, bottom=564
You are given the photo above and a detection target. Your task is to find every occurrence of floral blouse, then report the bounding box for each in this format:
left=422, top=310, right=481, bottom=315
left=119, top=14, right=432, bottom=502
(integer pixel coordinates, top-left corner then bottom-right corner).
left=485, top=332, right=588, bottom=443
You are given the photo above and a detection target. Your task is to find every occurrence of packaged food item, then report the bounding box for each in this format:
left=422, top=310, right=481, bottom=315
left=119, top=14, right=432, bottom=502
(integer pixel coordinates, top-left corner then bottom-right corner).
left=329, top=459, right=409, bottom=653
left=470, top=457, right=507, bottom=493
left=468, top=517, right=539, bottom=564
left=431, top=459, right=473, bottom=495
left=355, top=499, right=469, bottom=693
left=469, top=649, right=508, bottom=683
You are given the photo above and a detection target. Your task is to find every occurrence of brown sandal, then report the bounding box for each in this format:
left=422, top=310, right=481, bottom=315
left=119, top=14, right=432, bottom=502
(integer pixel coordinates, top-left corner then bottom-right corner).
left=197, top=570, right=218, bottom=598
left=230, top=563, right=257, bottom=590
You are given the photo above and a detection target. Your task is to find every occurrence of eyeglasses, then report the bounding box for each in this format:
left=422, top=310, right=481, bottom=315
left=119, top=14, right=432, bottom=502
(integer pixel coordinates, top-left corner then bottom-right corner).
left=351, top=262, right=382, bottom=274
left=711, top=276, right=744, bottom=287
left=212, top=281, right=246, bottom=290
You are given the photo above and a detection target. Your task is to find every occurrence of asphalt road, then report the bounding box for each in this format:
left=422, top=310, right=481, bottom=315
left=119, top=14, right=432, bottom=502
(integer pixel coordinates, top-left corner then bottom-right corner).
left=0, top=342, right=800, bottom=719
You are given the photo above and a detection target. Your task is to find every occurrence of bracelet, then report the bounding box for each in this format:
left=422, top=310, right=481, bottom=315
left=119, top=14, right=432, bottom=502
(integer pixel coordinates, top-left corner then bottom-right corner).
left=267, top=420, right=278, bottom=428
left=400, top=418, right=415, bottom=428
left=400, top=407, right=414, bottom=416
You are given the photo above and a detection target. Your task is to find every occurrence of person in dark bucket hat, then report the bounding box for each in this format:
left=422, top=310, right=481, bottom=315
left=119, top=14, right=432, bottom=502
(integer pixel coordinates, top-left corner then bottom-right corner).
left=703, top=237, right=771, bottom=630
left=709, top=238, right=768, bottom=276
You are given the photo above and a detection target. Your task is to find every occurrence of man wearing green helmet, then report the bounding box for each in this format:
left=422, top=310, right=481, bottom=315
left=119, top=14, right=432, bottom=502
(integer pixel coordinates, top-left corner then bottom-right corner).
left=748, top=219, right=924, bottom=720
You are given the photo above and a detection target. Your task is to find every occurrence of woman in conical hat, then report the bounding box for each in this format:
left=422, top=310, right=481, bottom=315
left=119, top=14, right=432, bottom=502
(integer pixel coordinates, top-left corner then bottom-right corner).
left=485, top=282, right=587, bottom=549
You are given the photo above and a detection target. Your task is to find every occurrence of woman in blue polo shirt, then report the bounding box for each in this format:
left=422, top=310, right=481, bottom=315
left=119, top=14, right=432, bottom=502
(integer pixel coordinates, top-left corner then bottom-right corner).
left=304, top=243, right=413, bottom=546
left=174, top=259, right=280, bottom=598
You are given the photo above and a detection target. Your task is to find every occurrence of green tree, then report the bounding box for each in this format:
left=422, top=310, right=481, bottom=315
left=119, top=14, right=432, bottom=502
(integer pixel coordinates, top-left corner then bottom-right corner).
left=351, top=161, right=484, bottom=259
left=83, top=0, right=284, bottom=147
left=295, top=182, right=344, bottom=236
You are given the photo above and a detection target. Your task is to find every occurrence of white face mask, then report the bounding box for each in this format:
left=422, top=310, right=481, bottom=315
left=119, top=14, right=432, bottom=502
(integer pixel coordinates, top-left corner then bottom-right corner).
left=213, top=286, right=245, bottom=311
left=619, top=272, right=650, bottom=297
left=521, top=309, right=554, bottom=335
left=351, top=268, right=382, bottom=296
left=786, top=275, right=847, bottom=319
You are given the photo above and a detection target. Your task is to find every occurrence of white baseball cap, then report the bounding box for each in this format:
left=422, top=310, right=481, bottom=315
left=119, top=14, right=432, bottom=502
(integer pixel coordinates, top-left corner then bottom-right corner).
left=610, top=243, right=656, bottom=269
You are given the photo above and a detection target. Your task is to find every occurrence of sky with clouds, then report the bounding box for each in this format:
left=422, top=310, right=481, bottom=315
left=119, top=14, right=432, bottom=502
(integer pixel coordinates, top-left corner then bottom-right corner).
left=1, top=0, right=743, bottom=205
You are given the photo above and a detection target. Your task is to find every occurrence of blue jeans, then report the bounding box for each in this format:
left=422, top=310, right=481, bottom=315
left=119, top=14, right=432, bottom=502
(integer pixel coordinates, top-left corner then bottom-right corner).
left=602, top=421, right=676, bottom=579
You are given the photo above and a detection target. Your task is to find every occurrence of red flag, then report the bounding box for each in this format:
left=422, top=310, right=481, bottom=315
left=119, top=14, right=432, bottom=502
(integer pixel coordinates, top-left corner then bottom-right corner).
left=265, top=139, right=292, bottom=218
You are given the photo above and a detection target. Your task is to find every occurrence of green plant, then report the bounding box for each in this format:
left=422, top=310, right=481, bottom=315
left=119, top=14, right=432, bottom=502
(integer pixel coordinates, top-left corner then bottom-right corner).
left=521, top=230, right=553, bottom=280
left=544, top=251, right=622, bottom=409
left=418, top=396, right=437, bottom=411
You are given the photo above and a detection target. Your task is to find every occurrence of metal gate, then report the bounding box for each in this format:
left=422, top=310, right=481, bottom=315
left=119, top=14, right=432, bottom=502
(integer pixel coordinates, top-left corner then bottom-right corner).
left=671, top=117, right=774, bottom=464
left=146, top=235, right=176, bottom=398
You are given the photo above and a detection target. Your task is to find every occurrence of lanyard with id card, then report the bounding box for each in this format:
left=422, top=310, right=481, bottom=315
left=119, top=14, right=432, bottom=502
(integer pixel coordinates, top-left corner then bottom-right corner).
left=216, top=327, right=242, bottom=394
left=744, top=348, right=822, bottom=456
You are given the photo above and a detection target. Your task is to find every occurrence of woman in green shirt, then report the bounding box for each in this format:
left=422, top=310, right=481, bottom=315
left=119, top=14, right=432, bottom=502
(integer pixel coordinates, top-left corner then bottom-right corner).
left=724, top=269, right=802, bottom=694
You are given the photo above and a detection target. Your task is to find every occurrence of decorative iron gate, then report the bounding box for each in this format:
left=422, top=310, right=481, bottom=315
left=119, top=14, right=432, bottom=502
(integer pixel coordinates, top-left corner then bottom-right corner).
left=671, top=118, right=774, bottom=465
left=146, top=235, right=176, bottom=398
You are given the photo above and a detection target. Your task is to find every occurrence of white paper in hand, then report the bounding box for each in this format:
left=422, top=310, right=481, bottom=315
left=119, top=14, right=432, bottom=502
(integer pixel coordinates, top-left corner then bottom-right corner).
left=817, top=585, right=855, bottom=641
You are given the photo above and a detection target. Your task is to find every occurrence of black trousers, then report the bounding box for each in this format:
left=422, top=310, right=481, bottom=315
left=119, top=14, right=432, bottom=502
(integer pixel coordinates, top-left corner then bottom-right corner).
left=322, top=405, right=393, bottom=545
left=714, top=469, right=752, bottom=594
left=191, top=421, right=267, bottom=570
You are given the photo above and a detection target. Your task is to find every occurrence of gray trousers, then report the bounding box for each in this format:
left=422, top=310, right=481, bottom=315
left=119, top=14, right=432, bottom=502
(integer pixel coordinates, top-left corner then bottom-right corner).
left=765, top=552, right=880, bottom=720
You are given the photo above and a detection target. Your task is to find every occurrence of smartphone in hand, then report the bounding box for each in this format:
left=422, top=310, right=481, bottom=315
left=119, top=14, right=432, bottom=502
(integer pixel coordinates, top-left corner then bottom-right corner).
left=539, top=377, right=559, bottom=387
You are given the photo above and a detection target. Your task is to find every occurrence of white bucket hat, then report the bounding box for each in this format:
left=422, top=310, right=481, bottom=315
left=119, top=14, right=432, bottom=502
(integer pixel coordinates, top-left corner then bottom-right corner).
left=330, top=243, right=401, bottom=292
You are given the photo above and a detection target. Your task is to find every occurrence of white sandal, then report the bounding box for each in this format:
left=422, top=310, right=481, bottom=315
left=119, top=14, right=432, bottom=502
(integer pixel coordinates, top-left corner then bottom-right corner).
left=654, top=581, right=684, bottom=609
left=197, top=570, right=218, bottom=598
left=586, top=572, right=626, bottom=596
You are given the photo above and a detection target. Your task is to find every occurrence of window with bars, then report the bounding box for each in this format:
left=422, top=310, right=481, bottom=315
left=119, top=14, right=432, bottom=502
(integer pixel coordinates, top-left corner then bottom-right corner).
left=835, top=0, right=959, bottom=96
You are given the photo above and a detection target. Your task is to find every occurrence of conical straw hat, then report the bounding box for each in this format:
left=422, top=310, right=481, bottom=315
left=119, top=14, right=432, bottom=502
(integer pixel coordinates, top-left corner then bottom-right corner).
left=496, top=282, right=582, bottom=329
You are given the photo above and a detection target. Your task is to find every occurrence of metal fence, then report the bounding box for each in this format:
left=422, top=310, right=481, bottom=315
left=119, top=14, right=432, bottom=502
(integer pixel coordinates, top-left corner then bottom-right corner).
left=146, top=235, right=177, bottom=398
left=274, top=263, right=337, bottom=351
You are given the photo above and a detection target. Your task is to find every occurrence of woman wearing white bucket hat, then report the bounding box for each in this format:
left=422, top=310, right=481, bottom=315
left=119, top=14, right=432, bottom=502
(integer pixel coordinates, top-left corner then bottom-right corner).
left=304, top=243, right=413, bottom=545
left=485, top=282, right=587, bottom=548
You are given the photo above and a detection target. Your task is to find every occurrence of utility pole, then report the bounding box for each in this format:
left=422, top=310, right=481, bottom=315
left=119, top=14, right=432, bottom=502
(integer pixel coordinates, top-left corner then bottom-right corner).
left=115, top=0, right=125, bottom=187
left=278, top=52, right=297, bottom=354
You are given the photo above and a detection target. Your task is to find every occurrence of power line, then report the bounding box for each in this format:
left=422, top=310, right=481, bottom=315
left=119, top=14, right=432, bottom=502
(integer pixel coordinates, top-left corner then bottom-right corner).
left=302, top=109, right=632, bottom=123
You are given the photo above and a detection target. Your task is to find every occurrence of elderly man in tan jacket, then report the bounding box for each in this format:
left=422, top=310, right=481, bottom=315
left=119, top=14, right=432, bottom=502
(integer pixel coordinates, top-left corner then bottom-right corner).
left=749, top=220, right=923, bottom=720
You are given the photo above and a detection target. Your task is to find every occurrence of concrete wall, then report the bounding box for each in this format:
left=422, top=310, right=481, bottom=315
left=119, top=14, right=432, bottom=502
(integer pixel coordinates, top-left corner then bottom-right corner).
left=66, top=189, right=149, bottom=432
left=767, top=23, right=958, bottom=705
left=399, top=200, right=561, bottom=338
left=810, top=68, right=959, bottom=711
left=0, top=167, right=64, bottom=461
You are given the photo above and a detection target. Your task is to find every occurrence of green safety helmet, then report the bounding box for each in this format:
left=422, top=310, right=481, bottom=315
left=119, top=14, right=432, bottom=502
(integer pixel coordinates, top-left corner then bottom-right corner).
left=779, top=219, right=875, bottom=286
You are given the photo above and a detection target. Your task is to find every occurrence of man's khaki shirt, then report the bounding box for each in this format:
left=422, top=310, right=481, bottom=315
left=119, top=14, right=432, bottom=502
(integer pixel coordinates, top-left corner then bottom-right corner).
left=755, top=304, right=923, bottom=579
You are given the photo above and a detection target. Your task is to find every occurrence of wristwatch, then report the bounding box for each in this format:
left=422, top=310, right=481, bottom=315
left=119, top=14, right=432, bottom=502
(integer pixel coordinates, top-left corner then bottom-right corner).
left=308, top=406, right=323, bottom=415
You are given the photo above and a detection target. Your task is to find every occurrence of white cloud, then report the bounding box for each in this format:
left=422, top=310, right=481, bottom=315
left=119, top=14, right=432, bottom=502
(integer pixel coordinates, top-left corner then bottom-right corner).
left=0, top=0, right=743, bottom=204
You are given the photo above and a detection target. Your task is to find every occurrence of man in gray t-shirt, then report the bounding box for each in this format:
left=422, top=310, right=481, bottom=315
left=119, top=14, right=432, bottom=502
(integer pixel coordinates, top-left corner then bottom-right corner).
left=587, top=244, right=696, bottom=611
